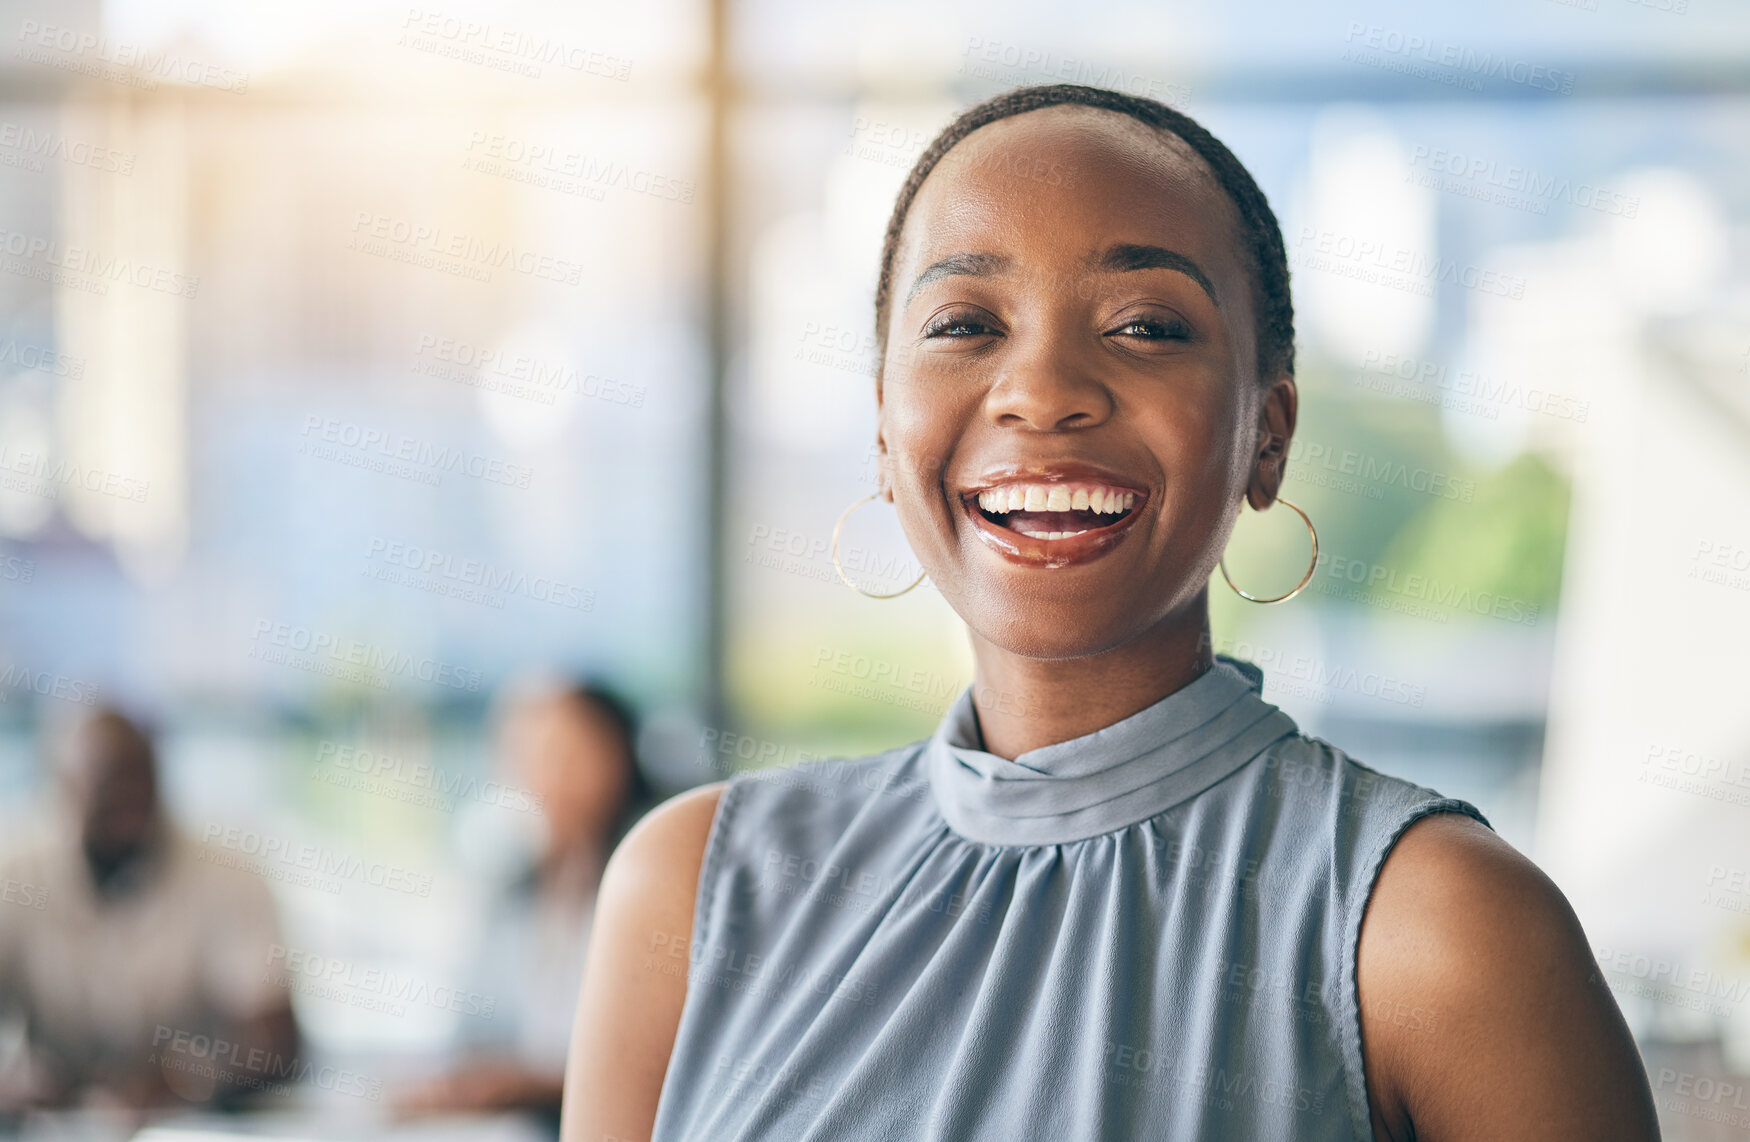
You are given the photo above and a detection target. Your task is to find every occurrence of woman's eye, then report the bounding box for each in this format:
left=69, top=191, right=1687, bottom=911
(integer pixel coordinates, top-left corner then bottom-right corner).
left=921, top=315, right=995, bottom=338
left=1110, top=317, right=1191, bottom=340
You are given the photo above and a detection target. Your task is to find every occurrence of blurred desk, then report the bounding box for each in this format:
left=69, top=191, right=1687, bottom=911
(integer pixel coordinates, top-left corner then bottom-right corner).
left=2, top=1111, right=549, bottom=1142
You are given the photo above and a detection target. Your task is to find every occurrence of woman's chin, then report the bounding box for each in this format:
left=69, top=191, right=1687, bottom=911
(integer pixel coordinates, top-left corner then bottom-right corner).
left=962, top=608, right=1141, bottom=663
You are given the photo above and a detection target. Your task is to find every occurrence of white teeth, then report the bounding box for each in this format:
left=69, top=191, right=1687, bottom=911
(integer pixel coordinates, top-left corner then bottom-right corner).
left=971, top=482, right=1140, bottom=520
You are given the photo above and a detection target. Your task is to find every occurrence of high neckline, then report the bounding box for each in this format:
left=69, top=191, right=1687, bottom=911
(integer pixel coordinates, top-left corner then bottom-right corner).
left=925, top=656, right=1299, bottom=846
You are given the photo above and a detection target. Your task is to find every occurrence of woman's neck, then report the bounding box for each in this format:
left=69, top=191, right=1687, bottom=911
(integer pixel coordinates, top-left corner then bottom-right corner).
left=967, top=602, right=1215, bottom=760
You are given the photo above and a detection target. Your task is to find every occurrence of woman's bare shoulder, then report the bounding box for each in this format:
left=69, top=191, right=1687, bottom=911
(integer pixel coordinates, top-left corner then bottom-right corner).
left=600, top=779, right=731, bottom=919
left=1356, top=812, right=1658, bottom=1141
left=561, top=780, right=730, bottom=1142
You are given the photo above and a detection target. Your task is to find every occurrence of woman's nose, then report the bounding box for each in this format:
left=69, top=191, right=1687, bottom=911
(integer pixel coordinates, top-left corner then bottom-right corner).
left=981, top=333, right=1114, bottom=431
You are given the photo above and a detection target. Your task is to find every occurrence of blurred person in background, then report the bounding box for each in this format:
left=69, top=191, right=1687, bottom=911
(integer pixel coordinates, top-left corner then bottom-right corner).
left=394, top=679, right=653, bottom=1134
left=0, top=708, right=299, bottom=1115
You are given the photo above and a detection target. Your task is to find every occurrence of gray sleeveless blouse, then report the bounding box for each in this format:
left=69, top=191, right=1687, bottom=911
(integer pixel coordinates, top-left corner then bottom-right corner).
left=649, top=657, right=1489, bottom=1141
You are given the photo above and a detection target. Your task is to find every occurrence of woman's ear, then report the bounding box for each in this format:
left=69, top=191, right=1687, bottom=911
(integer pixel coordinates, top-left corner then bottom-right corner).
left=873, top=426, right=893, bottom=502
left=1246, top=375, right=1298, bottom=511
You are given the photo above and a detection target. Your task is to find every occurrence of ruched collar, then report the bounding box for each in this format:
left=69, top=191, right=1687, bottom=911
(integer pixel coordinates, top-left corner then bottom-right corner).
left=925, top=656, right=1298, bottom=846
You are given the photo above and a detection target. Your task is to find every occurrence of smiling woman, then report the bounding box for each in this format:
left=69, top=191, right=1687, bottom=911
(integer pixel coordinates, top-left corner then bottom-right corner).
left=559, top=85, right=1660, bottom=1142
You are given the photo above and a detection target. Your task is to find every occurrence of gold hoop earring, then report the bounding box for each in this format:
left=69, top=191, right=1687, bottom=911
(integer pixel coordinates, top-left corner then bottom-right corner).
left=1219, top=496, right=1318, bottom=605
left=832, top=492, right=928, bottom=599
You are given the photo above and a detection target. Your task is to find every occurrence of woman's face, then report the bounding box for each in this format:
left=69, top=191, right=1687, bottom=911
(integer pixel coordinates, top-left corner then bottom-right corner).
left=878, top=105, right=1293, bottom=659
left=502, top=694, right=630, bottom=855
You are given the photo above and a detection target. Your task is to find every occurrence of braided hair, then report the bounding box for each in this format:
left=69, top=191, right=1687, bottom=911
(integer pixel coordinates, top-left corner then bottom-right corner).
left=872, top=83, right=1294, bottom=385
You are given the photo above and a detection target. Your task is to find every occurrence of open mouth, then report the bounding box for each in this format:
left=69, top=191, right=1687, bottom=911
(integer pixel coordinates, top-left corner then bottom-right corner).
left=959, top=479, right=1147, bottom=565
left=973, top=482, right=1138, bottom=538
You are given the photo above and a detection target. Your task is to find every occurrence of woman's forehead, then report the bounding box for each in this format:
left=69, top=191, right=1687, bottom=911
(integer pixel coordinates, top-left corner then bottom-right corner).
left=897, top=107, right=1244, bottom=289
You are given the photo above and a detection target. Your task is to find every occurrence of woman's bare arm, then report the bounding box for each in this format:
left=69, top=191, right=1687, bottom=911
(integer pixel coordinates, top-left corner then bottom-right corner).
left=560, top=780, right=727, bottom=1142
left=1358, top=812, right=1660, bottom=1141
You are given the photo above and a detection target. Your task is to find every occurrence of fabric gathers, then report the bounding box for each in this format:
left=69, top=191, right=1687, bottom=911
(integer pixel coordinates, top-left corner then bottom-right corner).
left=649, top=656, right=1489, bottom=1141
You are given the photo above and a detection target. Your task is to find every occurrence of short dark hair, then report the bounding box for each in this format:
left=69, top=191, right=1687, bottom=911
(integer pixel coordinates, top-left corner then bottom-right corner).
left=873, top=83, right=1295, bottom=384
left=557, top=681, right=656, bottom=854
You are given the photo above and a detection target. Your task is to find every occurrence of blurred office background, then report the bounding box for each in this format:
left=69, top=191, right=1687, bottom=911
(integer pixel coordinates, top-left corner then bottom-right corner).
left=0, top=0, right=1747, bottom=1137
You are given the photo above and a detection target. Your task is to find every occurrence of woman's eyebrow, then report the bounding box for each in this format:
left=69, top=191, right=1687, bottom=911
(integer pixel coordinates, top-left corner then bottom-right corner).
left=904, top=252, right=1010, bottom=306
left=1086, top=243, right=1219, bottom=307
left=902, top=245, right=1219, bottom=309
